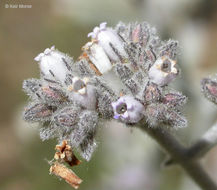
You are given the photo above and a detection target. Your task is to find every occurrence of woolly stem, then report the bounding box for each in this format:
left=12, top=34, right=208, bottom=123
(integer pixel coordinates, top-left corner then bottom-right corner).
left=186, top=121, right=217, bottom=159
left=164, top=121, right=217, bottom=166
left=138, top=123, right=217, bottom=190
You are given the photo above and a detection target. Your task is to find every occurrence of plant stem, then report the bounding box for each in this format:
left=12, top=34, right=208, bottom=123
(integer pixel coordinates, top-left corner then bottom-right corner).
left=186, top=121, right=217, bottom=159
left=164, top=121, right=217, bottom=166
left=138, top=124, right=217, bottom=190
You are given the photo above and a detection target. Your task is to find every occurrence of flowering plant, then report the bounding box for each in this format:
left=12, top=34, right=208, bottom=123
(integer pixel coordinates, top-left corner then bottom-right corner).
left=23, top=22, right=217, bottom=189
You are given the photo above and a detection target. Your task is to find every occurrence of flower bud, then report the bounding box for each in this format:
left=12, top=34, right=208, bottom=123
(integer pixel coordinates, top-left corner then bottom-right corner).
left=201, top=77, right=217, bottom=104
left=88, top=22, right=127, bottom=62
left=112, top=96, right=145, bottom=123
left=34, top=46, right=72, bottom=83
left=148, top=56, right=178, bottom=86
left=83, top=42, right=112, bottom=74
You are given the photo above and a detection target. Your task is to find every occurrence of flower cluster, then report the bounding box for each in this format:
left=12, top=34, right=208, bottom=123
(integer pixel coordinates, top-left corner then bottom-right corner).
left=23, top=22, right=187, bottom=163
left=201, top=76, right=217, bottom=105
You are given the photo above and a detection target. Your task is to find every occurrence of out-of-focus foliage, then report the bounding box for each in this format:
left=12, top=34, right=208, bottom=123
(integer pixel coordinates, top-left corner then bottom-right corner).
left=0, top=0, right=216, bottom=190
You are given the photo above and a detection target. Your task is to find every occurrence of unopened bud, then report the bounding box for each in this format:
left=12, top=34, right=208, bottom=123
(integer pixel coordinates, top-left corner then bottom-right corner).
left=83, top=42, right=112, bottom=74
left=35, top=46, right=72, bottom=83
left=88, top=22, right=127, bottom=62
left=201, top=78, right=217, bottom=104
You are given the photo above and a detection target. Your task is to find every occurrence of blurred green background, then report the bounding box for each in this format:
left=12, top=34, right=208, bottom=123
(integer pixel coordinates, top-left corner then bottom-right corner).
left=0, top=0, right=217, bottom=190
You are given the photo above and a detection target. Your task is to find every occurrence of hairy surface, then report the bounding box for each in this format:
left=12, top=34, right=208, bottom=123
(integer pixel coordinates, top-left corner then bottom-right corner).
left=23, top=22, right=187, bottom=161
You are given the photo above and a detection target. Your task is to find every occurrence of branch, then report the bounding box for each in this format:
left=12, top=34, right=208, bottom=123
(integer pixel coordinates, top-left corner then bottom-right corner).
left=164, top=121, right=217, bottom=166
left=186, top=121, right=217, bottom=159
left=138, top=122, right=217, bottom=190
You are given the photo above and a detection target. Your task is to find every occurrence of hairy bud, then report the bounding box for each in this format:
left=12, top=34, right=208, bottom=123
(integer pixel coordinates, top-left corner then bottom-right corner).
left=82, top=42, right=112, bottom=74
left=35, top=46, right=73, bottom=83
left=201, top=77, right=217, bottom=105
left=88, top=22, right=127, bottom=62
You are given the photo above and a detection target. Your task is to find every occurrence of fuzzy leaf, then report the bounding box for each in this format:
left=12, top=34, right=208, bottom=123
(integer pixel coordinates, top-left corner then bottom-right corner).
left=40, top=85, right=68, bottom=105
left=162, top=92, right=187, bottom=108
left=114, top=64, right=134, bottom=82
left=23, top=103, right=55, bottom=122
left=39, top=124, right=57, bottom=141
left=79, top=132, right=97, bottom=161
left=53, top=105, right=82, bottom=128
left=23, top=78, right=41, bottom=98
left=159, top=40, right=179, bottom=60
left=145, top=103, right=187, bottom=128
left=70, top=110, right=98, bottom=148
left=143, top=82, right=162, bottom=103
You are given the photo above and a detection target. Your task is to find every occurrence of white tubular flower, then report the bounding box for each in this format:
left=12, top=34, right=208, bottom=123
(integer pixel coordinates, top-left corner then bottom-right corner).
left=68, top=77, right=96, bottom=110
left=88, top=22, right=127, bottom=62
left=68, top=77, right=89, bottom=95
left=34, top=46, right=72, bottom=83
left=112, top=96, right=145, bottom=124
left=83, top=42, right=112, bottom=74
left=148, top=56, right=178, bottom=86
